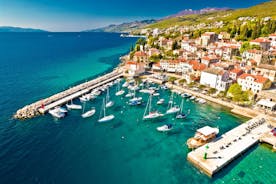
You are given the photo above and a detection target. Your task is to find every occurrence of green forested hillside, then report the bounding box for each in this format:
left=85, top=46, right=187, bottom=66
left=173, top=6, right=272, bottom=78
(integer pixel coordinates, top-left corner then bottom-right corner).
left=146, top=1, right=276, bottom=41
left=148, top=1, right=276, bottom=29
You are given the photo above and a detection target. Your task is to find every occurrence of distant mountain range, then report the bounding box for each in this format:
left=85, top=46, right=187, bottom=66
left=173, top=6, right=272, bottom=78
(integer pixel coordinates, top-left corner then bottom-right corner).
left=0, top=26, right=47, bottom=32
left=86, top=8, right=230, bottom=33
left=84, top=19, right=157, bottom=33
left=166, top=8, right=231, bottom=18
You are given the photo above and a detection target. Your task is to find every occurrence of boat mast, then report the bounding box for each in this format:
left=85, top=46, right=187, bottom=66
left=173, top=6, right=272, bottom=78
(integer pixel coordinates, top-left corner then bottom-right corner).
left=167, top=92, right=173, bottom=110
left=82, top=102, right=86, bottom=114
left=180, top=98, right=184, bottom=114
left=106, top=87, right=110, bottom=102
left=143, top=95, right=150, bottom=118
left=103, top=98, right=106, bottom=117
left=149, top=94, right=153, bottom=113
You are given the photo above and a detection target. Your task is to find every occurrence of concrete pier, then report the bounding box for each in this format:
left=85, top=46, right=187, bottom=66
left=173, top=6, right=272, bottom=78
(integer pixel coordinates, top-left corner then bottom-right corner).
left=187, top=116, right=272, bottom=177
left=14, top=70, right=123, bottom=119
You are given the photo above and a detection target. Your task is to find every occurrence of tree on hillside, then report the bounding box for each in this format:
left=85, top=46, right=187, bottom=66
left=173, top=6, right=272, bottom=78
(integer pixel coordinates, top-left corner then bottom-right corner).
left=136, top=38, right=146, bottom=46
left=227, top=83, right=249, bottom=102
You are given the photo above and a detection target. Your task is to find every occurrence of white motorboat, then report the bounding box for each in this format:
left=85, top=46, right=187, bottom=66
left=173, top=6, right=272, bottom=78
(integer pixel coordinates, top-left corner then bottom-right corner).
left=157, top=124, right=173, bottom=132
left=166, top=92, right=180, bottom=114
left=79, top=95, right=90, bottom=102
left=66, top=100, right=82, bottom=110
left=157, top=99, right=165, bottom=105
left=49, top=108, right=66, bottom=119
left=129, top=97, right=142, bottom=106
left=125, top=92, right=134, bottom=98
left=98, top=98, right=115, bottom=123
left=122, top=82, right=129, bottom=88
left=128, top=85, right=139, bottom=91
left=91, top=89, right=101, bottom=96
left=160, top=85, right=168, bottom=90
left=139, top=89, right=154, bottom=94
left=152, top=93, right=160, bottom=96
left=190, top=96, right=195, bottom=100
left=57, top=106, right=68, bottom=113
left=166, top=106, right=180, bottom=114
left=198, top=99, right=206, bottom=104
left=143, top=95, right=164, bottom=120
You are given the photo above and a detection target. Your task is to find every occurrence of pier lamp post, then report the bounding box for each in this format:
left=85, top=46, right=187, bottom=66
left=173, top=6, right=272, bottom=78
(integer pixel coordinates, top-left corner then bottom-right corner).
left=204, top=145, right=209, bottom=160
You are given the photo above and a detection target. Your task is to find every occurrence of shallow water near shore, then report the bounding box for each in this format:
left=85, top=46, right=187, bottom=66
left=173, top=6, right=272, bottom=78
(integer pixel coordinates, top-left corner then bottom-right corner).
left=0, top=32, right=275, bottom=184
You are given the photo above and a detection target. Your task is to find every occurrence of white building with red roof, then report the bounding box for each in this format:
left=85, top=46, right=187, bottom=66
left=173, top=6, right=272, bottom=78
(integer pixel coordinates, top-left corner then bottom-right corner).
left=250, top=38, right=271, bottom=51
left=200, top=68, right=232, bottom=91
left=229, top=68, right=244, bottom=81
left=237, top=73, right=271, bottom=93
left=133, top=51, right=148, bottom=62
left=125, top=61, right=145, bottom=76
left=242, top=49, right=263, bottom=66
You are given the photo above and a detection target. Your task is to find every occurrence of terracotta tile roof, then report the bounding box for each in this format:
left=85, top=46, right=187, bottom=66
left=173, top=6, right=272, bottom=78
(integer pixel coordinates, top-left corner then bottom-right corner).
left=126, top=61, right=137, bottom=65
left=247, top=49, right=262, bottom=54
left=134, top=51, right=147, bottom=57
left=230, top=68, right=243, bottom=74
left=250, top=38, right=271, bottom=43
left=189, top=60, right=207, bottom=71
left=269, top=33, right=276, bottom=37
left=153, top=62, right=161, bottom=67
left=238, top=73, right=268, bottom=83
left=203, top=68, right=224, bottom=75
left=249, top=59, right=257, bottom=64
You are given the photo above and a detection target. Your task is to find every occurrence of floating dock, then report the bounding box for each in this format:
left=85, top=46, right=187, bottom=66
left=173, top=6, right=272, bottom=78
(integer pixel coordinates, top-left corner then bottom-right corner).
left=187, top=116, right=273, bottom=177
left=14, top=70, right=123, bottom=119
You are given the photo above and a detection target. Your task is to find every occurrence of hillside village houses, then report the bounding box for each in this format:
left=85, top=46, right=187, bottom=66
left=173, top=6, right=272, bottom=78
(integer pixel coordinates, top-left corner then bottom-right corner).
left=124, top=29, right=276, bottom=95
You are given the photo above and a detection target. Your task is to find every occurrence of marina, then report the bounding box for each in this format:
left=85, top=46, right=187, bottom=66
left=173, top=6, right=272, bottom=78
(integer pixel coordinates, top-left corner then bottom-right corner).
left=14, top=69, right=123, bottom=119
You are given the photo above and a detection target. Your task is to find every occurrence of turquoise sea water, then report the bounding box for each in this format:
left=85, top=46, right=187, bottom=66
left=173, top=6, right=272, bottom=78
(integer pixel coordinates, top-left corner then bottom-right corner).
left=0, top=32, right=275, bottom=184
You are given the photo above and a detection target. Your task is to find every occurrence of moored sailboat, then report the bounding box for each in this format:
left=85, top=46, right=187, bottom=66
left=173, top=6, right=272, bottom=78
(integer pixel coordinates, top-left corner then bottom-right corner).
left=166, top=92, right=180, bottom=114
left=98, top=98, right=115, bottom=123
left=143, top=95, right=163, bottom=120
left=105, top=87, right=114, bottom=108
left=176, top=98, right=190, bottom=119
left=81, top=102, right=96, bottom=118
left=115, top=81, right=125, bottom=96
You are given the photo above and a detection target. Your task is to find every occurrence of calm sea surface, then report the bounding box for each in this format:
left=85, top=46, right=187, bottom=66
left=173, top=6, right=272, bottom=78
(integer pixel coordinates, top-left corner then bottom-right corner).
left=0, top=32, right=274, bottom=184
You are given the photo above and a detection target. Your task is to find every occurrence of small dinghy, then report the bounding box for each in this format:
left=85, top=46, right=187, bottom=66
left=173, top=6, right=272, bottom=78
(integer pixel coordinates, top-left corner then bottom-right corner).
left=157, top=124, right=173, bottom=132
left=157, top=99, right=164, bottom=105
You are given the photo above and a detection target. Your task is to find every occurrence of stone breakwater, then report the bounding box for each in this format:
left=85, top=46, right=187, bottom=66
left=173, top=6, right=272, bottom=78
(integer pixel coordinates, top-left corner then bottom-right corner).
left=14, top=69, right=122, bottom=120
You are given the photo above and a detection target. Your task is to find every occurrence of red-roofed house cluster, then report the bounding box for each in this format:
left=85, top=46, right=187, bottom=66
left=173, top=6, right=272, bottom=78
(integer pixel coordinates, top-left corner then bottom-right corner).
left=123, top=31, right=276, bottom=94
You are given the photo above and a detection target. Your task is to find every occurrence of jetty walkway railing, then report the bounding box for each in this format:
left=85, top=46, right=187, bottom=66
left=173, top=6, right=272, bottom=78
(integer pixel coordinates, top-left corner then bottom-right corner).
left=14, top=70, right=123, bottom=119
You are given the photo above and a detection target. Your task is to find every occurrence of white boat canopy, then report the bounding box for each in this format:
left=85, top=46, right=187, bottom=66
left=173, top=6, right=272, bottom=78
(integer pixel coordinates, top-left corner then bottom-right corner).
left=197, top=126, right=219, bottom=137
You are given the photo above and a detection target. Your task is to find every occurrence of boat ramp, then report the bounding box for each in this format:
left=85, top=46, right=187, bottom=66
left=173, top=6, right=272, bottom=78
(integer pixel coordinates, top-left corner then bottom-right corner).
left=14, top=70, right=123, bottom=119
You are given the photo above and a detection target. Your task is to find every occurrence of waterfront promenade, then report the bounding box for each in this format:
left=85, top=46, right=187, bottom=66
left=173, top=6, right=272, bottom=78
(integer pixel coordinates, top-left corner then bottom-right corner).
left=14, top=69, right=123, bottom=119
left=145, top=76, right=262, bottom=118
left=187, top=116, right=271, bottom=177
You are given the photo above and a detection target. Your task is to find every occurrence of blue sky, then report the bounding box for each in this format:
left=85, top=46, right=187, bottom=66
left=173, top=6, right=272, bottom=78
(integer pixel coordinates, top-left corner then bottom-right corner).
left=0, top=0, right=269, bottom=32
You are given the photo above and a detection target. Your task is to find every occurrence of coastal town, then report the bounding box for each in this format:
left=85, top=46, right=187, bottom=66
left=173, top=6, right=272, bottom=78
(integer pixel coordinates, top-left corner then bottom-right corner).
left=12, top=6, right=276, bottom=180
left=123, top=26, right=276, bottom=117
